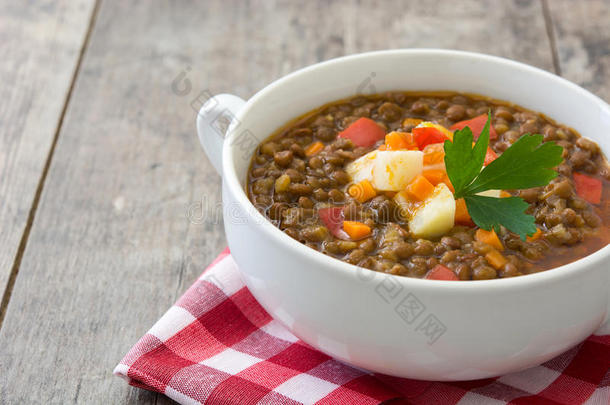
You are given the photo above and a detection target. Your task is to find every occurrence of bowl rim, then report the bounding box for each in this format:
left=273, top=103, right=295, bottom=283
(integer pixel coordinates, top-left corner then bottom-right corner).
left=222, top=48, right=610, bottom=291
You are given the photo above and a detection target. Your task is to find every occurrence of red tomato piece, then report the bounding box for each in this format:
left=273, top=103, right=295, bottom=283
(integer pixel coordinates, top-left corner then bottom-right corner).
left=338, top=117, right=386, bottom=148
left=413, top=127, right=449, bottom=150
left=573, top=173, right=602, bottom=204
left=484, top=147, right=498, bottom=166
left=425, top=264, right=459, bottom=281
left=318, top=206, right=350, bottom=240
left=450, top=114, right=498, bottom=140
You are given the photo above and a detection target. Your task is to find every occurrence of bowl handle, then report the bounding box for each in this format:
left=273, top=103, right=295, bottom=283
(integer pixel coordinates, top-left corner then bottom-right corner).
left=196, top=93, right=246, bottom=175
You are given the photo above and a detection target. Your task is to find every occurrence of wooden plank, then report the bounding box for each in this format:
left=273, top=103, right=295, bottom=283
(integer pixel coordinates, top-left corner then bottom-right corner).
left=0, top=0, right=554, bottom=403
left=545, top=0, right=610, bottom=101
left=0, top=0, right=96, bottom=312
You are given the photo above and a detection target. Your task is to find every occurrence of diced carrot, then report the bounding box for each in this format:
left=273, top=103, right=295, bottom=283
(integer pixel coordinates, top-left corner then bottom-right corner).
left=526, top=227, right=543, bottom=242
left=425, top=264, right=459, bottom=280
left=348, top=179, right=377, bottom=203
left=422, top=169, right=447, bottom=186
left=405, top=175, right=435, bottom=201
left=343, top=221, right=372, bottom=240
left=393, top=132, right=420, bottom=150
left=378, top=144, right=387, bottom=151
left=573, top=173, right=602, bottom=204
left=455, top=198, right=474, bottom=226
left=500, top=191, right=512, bottom=198
left=475, top=228, right=504, bottom=251
left=423, top=151, right=445, bottom=165
left=402, top=118, right=423, bottom=127
left=485, top=249, right=508, bottom=270
left=484, top=147, right=498, bottom=166
left=423, top=142, right=445, bottom=153
left=384, top=132, right=409, bottom=150
left=305, top=141, right=324, bottom=156
left=338, top=117, right=386, bottom=147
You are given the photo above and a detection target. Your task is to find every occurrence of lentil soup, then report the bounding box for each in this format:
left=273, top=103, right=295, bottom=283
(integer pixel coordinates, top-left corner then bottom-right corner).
left=247, top=92, right=610, bottom=280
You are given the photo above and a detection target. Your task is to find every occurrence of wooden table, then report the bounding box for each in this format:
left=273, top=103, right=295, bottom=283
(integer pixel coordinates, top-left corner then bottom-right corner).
left=0, top=0, right=608, bottom=403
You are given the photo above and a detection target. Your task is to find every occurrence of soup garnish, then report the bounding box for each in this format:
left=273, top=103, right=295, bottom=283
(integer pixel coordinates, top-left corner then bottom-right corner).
left=444, top=113, right=563, bottom=239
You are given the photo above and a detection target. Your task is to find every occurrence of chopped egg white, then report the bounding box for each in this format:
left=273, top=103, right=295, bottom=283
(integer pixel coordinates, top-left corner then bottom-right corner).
left=371, top=150, right=423, bottom=191
left=407, top=183, right=456, bottom=239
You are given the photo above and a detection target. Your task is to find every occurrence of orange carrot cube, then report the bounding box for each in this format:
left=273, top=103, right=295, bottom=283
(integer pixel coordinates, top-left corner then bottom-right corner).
left=455, top=198, right=474, bottom=226
left=422, top=169, right=447, bottom=186
left=405, top=175, right=435, bottom=201
left=475, top=228, right=504, bottom=251
left=485, top=249, right=508, bottom=269
left=348, top=180, right=377, bottom=203
left=343, top=221, right=372, bottom=240
left=526, top=227, right=543, bottom=242
left=305, top=141, right=324, bottom=156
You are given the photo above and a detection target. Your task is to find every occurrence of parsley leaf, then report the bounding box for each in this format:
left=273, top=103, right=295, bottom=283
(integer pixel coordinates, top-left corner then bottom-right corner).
left=464, top=195, right=537, bottom=237
left=444, top=113, right=490, bottom=197
left=444, top=114, right=563, bottom=240
left=463, top=134, right=563, bottom=195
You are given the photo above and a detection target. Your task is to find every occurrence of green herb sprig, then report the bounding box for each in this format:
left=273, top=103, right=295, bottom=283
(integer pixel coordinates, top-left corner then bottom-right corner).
left=444, top=113, right=564, bottom=240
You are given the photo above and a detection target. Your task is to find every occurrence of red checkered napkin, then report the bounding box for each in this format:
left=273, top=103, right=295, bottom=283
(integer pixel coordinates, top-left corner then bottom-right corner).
left=115, top=249, right=610, bottom=404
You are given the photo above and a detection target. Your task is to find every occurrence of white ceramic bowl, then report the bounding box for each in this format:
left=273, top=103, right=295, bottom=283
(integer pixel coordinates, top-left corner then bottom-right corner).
left=196, top=49, right=610, bottom=380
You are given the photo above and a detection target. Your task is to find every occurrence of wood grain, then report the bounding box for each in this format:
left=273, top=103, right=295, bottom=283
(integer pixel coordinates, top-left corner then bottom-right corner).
left=546, top=0, right=610, bottom=101
left=0, top=0, right=96, bottom=314
left=0, top=0, right=557, bottom=403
